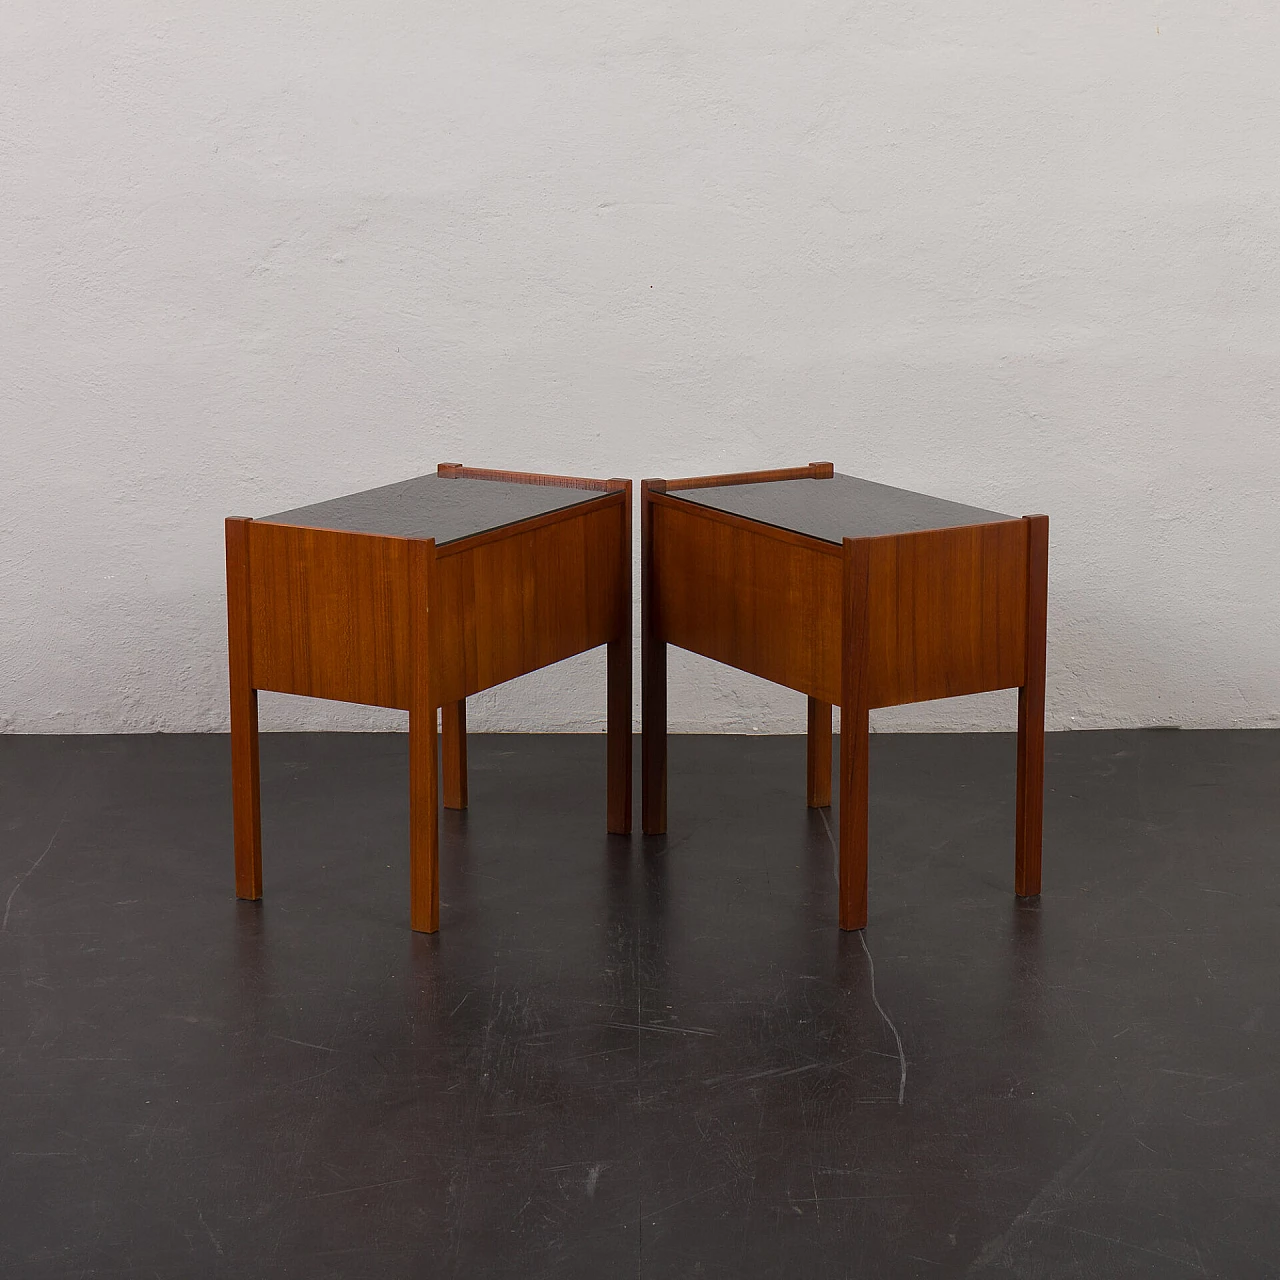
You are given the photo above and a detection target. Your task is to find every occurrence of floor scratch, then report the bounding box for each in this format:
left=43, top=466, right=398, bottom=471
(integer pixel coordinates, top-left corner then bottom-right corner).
left=966, top=1125, right=1107, bottom=1273
left=604, top=1021, right=718, bottom=1038
left=196, top=1209, right=223, bottom=1255
left=306, top=1177, right=414, bottom=1199
left=859, top=930, right=908, bottom=1107
left=270, top=1035, right=335, bottom=1053
left=818, top=808, right=907, bottom=1105
left=3, top=819, right=66, bottom=931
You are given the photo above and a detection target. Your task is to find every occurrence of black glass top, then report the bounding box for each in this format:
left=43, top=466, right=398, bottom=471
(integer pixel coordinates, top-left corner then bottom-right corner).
left=671, top=473, right=1013, bottom=544
left=260, top=474, right=605, bottom=545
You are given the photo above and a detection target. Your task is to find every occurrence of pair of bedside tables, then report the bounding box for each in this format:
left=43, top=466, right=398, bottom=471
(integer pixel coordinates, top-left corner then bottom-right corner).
left=226, top=462, right=1047, bottom=933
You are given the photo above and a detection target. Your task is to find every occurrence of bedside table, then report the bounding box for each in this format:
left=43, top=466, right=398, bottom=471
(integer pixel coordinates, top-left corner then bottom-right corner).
left=226, top=464, right=632, bottom=932
left=641, top=463, right=1047, bottom=930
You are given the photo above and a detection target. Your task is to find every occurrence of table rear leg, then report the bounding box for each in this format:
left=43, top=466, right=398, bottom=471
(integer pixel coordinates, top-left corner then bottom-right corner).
left=641, top=481, right=667, bottom=834
left=838, top=706, right=870, bottom=931
left=226, top=517, right=262, bottom=900
left=606, top=480, right=633, bottom=835
left=839, top=538, right=871, bottom=930
left=409, top=539, right=440, bottom=932
left=807, top=697, right=832, bottom=808
left=641, top=634, right=667, bottom=835
left=607, top=638, right=632, bottom=834
left=441, top=699, right=467, bottom=811
left=1016, top=515, right=1049, bottom=897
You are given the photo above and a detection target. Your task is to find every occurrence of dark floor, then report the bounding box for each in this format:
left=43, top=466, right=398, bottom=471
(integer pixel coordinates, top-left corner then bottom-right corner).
left=1, top=731, right=1278, bottom=1279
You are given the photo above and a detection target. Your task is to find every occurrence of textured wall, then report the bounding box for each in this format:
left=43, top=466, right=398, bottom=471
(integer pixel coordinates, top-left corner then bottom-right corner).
left=3, top=3, right=1278, bottom=734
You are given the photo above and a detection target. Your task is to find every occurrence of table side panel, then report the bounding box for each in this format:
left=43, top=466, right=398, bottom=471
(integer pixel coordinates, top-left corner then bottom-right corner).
left=867, top=521, right=1028, bottom=708
left=247, top=522, right=412, bottom=709
left=436, top=499, right=627, bottom=700
left=654, top=500, right=843, bottom=702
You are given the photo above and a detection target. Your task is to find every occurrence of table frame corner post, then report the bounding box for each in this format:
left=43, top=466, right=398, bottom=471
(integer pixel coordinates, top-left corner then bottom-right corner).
left=606, top=479, right=633, bottom=835
left=839, top=537, right=872, bottom=930
left=1015, top=514, right=1049, bottom=898
left=409, top=537, right=441, bottom=933
left=805, top=460, right=837, bottom=809
left=441, top=698, right=467, bottom=811
left=641, top=479, right=668, bottom=835
left=806, top=697, right=833, bottom=809
left=225, top=517, right=263, bottom=901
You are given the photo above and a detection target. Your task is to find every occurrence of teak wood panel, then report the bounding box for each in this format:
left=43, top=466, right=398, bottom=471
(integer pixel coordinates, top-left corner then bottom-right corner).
left=652, top=497, right=843, bottom=703
left=247, top=522, right=412, bottom=709
left=865, top=521, right=1028, bottom=708
left=246, top=497, right=626, bottom=710
left=434, top=498, right=626, bottom=702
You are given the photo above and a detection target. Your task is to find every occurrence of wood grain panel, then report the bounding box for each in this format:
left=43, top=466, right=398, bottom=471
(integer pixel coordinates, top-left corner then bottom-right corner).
left=247, top=521, right=413, bottom=709
left=865, top=521, right=1028, bottom=709
left=434, top=499, right=627, bottom=703
left=653, top=497, right=843, bottom=702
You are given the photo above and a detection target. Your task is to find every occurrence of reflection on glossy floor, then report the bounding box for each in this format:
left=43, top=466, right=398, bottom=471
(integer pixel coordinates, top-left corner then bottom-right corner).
left=2, top=731, right=1277, bottom=1278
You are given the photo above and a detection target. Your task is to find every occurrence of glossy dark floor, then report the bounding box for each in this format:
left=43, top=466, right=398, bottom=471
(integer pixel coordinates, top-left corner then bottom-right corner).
left=2, top=731, right=1278, bottom=1279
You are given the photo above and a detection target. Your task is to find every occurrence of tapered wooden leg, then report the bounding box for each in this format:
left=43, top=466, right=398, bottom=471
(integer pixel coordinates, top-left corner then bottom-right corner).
left=409, top=538, right=439, bottom=933
left=606, top=479, right=633, bottom=834
left=641, top=632, right=666, bottom=835
left=607, top=639, right=632, bottom=833
left=806, top=697, right=832, bottom=808
left=1016, top=515, right=1049, bottom=897
left=641, top=480, right=667, bottom=835
left=839, top=538, right=871, bottom=930
left=409, top=708, right=439, bottom=932
left=441, top=700, right=467, bottom=811
left=226, top=518, right=262, bottom=900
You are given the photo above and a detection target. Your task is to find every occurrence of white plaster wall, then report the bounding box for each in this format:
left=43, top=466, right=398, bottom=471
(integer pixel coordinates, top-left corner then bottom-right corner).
left=2, top=2, right=1278, bottom=735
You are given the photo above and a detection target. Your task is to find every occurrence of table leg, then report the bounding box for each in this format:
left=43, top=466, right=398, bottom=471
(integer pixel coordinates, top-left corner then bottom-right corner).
left=806, top=697, right=832, bottom=808
left=839, top=538, right=871, bottom=930
left=1016, top=515, right=1049, bottom=897
left=442, top=699, right=467, bottom=811
left=641, top=481, right=667, bottom=835
left=641, top=635, right=666, bottom=835
left=225, top=518, right=262, bottom=900
left=607, top=638, right=632, bottom=834
left=409, top=710, right=439, bottom=932
left=606, top=481, right=633, bottom=835
left=409, top=539, right=439, bottom=933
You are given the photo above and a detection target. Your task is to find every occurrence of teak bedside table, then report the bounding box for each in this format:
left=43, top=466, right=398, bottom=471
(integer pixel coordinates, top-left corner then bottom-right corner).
left=640, top=463, right=1048, bottom=930
left=225, top=464, right=632, bottom=933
